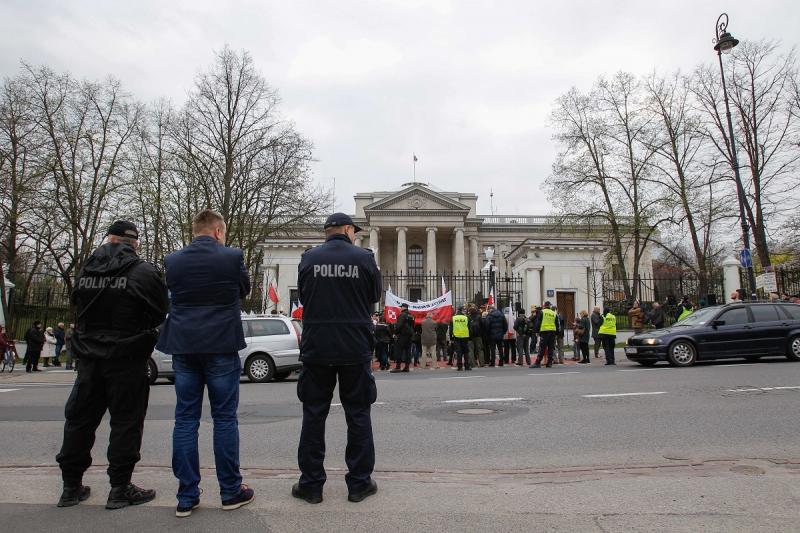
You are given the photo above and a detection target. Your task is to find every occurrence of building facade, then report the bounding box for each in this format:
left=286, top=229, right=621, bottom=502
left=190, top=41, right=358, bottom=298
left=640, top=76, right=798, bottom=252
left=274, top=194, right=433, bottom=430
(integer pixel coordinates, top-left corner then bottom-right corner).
left=260, top=183, right=652, bottom=319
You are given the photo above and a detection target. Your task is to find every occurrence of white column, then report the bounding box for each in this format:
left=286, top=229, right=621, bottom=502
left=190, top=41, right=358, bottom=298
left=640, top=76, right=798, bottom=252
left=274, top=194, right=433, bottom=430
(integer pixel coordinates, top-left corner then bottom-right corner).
left=722, top=256, right=741, bottom=302
left=396, top=227, right=407, bottom=274
left=426, top=227, right=437, bottom=274
left=469, top=237, right=479, bottom=274
left=453, top=227, right=465, bottom=273
left=525, top=267, right=542, bottom=312
left=369, top=227, right=380, bottom=269
left=354, top=235, right=363, bottom=247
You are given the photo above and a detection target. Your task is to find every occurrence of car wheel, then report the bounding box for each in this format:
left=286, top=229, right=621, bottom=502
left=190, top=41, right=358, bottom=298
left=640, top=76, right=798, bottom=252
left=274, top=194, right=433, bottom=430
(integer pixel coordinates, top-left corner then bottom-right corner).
left=667, top=340, right=696, bottom=367
left=637, top=360, right=657, bottom=367
left=146, top=358, right=158, bottom=384
left=787, top=335, right=800, bottom=361
left=273, top=370, right=292, bottom=381
left=245, top=354, right=276, bottom=383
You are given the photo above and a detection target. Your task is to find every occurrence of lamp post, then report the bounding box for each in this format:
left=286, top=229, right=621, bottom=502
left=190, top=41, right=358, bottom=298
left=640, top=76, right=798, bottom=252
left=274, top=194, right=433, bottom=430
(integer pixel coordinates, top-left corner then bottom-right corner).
left=483, top=246, right=495, bottom=305
left=713, top=13, right=757, bottom=298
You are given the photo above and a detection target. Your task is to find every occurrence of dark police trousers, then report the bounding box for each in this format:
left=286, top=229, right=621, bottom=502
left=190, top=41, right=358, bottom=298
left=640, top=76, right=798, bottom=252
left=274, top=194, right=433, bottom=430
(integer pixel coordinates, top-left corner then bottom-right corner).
left=535, top=332, right=557, bottom=366
left=56, top=357, right=149, bottom=487
left=297, top=361, right=377, bottom=494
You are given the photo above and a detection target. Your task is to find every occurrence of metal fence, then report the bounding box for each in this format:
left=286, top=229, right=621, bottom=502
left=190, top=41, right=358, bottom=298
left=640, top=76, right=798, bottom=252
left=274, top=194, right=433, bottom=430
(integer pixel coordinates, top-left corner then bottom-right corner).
left=379, top=272, right=524, bottom=311
left=740, top=267, right=800, bottom=298
left=6, top=279, right=73, bottom=339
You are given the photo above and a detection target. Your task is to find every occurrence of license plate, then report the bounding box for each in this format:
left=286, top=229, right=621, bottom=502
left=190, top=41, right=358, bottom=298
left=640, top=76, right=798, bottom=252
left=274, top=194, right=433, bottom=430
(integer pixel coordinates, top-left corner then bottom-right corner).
left=624, top=347, right=637, bottom=354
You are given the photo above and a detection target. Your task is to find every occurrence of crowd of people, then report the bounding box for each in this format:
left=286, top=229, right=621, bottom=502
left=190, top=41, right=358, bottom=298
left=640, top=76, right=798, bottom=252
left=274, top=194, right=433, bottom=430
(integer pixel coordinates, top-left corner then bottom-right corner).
left=372, top=302, right=623, bottom=371
left=17, top=321, right=77, bottom=372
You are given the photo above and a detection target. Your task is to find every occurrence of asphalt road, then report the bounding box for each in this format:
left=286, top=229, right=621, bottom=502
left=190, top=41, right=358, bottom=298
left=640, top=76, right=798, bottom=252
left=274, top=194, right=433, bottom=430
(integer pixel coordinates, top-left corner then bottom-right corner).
left=1, top=355, right=799, bottom=532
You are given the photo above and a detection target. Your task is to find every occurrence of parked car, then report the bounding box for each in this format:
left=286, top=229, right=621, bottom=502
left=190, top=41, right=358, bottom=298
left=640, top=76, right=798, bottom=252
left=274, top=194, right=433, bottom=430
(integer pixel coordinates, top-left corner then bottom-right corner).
left=147, top=314, right=303, bottom=384
left=625, top=302, right=800, bottom=367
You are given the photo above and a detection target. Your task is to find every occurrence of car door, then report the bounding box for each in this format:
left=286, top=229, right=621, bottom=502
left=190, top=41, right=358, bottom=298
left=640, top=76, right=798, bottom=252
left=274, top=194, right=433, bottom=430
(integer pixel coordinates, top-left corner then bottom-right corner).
left=749, top=304, right=787, bottom=355
left=245, top=318, right=297, bottom=366
left=695, top=306, right=753, bottom=358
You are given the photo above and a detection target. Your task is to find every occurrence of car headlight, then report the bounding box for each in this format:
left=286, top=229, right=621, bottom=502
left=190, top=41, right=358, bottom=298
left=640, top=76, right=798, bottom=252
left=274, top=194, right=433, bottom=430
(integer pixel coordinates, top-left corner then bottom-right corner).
left=641, top=338, right=662, bottom=345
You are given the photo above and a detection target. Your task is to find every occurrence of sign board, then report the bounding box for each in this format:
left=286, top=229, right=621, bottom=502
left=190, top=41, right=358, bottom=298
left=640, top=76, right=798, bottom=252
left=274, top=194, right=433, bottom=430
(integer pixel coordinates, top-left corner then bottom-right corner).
left=546, top=289, right=555, bottom=297
left=739, top=249, right=753, bottom=268
left=755, top=272, right=778, bottom=293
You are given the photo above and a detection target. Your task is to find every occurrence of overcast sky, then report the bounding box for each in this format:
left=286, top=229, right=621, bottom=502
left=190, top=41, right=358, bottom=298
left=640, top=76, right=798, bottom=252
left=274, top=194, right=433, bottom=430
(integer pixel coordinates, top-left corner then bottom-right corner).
left=2, top=0, right=798, bottom=216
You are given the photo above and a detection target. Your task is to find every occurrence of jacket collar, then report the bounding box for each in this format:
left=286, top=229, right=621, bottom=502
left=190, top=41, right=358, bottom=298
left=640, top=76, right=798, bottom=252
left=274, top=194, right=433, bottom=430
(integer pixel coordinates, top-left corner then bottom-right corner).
left=192, top=235, right=220, bottom=245
left=326, top=233, right=352, bottom=244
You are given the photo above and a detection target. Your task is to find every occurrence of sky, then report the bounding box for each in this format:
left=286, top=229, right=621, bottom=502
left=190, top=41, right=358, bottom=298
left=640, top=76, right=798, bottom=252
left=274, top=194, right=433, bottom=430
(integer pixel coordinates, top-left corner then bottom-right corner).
left=2, top=0, right=798, bottom=216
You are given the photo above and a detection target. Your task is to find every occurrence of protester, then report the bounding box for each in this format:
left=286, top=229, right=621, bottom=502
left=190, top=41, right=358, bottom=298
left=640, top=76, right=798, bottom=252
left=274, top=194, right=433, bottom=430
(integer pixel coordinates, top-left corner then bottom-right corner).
left=514, top=311, right=531, bottom=366
left=24, top=321, right=45, bottom=372
left=56, top=220, right=168, bottom=510
left=528, top=306, right=540, bottom=356
left=467, top=305, right=484, bottom=367
left=53, top=322, right=66, bottom=366
left=590, top=307, right=603, bottom=358
left=43, top=326, right=57, bottom=367
left=390, top=304, right=414, bottom=373
left=646, top=302, right=665, bottom=329
left=374, top=314, right=392, bottom=371
left=435, top=319, right=449, bottom=364
left=571, top=314, right=581, bottom=361
left=554, top=307, right=565, bottom=364
left=485, top=305, right=507, bottom=366
left=411, top=322, right=422, bottom=367
left=420, top=313, right=438, bottom=369
left=293, top=212, right=381, bottom=504
left=576, top=310, right=591, bottom=364
left=157, top=210, right=254, bottom=517
left=64, top=323, right=76, bottom=370
left=628, top=301, right=644, bottom=334
left=598, top=307, right=617, bottom=366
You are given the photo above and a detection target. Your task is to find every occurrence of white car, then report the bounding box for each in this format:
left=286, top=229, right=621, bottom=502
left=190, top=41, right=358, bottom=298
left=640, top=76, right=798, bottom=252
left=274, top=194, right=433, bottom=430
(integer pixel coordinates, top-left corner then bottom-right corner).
left=147, top=315, right=303, bottom=384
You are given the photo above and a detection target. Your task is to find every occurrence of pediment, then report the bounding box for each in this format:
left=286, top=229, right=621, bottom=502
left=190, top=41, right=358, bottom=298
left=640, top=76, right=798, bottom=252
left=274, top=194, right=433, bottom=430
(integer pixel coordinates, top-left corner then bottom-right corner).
left=364, top=184, right=470, bottom=212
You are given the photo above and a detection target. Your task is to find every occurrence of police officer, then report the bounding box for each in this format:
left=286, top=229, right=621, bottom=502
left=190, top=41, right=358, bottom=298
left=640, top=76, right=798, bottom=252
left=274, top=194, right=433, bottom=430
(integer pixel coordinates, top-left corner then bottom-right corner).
left=293, top=213, right=382, bottom=504
left=530, top=301, right=560, bottom=368
left=56, top=220, right=169, bottom=509
left=598, top=307, right=617, bottom=365
left=451, top=307, right=471, bottom=371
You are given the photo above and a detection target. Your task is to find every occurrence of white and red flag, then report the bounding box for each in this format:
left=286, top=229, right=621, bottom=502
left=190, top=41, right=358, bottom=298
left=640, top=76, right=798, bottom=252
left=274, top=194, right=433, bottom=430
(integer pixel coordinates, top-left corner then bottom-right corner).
left=384, top=290, right=453, bottom=325
left=268, top=281, right=280, bottom=304
left=441, top=275, right=447, bottom=296
left=487, top=287, right=495, bottom=307
left=290, top=301, right=304, bottom=319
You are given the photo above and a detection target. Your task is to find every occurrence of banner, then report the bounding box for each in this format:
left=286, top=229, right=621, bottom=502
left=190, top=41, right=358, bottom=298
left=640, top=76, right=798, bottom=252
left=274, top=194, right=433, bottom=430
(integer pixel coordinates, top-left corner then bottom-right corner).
left=290, top=301, right=303, bottom=319
left=384, top=290, right=453, bottom=325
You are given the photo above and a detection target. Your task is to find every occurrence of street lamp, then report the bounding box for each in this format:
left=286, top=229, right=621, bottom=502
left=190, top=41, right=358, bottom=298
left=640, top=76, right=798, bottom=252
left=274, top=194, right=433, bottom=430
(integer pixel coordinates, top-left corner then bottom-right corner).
left=713, top=13, right=757, bottom=298
left=483, top=246, right=495, bottom=305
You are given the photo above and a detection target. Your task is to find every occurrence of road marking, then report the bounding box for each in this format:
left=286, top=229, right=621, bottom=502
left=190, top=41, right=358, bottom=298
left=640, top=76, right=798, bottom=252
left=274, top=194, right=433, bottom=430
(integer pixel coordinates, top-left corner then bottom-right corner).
left=718, top=363, right=759, bottom=367
left=727, top=386, right=800, bottom=392
left=527, top=371, right=580, bottom=375
left=443, top=397, right=524, bottom=404
left=582, top=391, right=668, bottom=398
left=431, top=376, right=486, bottom=380
left=0, top=389, right=21, bottom=393
left=331, top=402, right=386, bottom=407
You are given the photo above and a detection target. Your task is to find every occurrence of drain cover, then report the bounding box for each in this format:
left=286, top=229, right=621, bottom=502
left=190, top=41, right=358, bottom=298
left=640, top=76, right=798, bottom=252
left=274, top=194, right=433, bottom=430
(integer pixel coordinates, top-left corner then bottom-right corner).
left=456, top=408, right=495, bottom=415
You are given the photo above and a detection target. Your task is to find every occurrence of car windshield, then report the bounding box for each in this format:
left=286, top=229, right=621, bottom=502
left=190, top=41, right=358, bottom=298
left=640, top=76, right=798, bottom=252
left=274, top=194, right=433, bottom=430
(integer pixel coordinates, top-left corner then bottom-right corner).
left=673, top=306, right=720, bottom=326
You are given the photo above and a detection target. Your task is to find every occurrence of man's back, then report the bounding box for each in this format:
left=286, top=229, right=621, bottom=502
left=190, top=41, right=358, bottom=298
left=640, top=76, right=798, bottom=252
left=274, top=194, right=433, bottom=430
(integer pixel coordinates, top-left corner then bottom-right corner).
left=157, top=236, right=250, bottom=355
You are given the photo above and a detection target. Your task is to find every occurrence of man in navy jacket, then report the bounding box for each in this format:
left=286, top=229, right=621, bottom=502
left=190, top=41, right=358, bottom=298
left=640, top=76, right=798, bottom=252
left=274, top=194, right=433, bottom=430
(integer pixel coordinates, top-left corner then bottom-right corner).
left=292, top=212, right=382, bottom=505
left=156, top=209, right=254, bottom=518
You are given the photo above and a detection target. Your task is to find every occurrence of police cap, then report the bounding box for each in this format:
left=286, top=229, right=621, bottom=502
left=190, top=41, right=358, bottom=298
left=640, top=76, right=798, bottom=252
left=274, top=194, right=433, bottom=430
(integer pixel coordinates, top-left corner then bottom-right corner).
left=324, top=212, right=362, bottom=233
left=106, top=220, right=139, bottom=240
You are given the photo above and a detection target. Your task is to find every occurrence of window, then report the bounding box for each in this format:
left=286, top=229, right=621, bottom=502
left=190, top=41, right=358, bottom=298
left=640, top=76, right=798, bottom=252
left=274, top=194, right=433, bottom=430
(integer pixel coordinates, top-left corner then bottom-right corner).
left=779, top=305, right=800, bottom=321
left=718, top=307, right=749, bottom=326
left=407, top=245, right=423, bottom=277
left=750, top=305, right=780, bottom=323
left=247, top=319, right=290, bottom=337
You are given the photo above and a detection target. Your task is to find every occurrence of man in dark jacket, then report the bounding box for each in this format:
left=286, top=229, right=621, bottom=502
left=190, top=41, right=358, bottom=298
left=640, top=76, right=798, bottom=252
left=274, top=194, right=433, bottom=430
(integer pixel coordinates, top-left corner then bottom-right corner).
left=435, top=320, right=449, bottom=363
left=467, top=306, right=484, bottom=367
left=56, top=220, right=168, bottom=510
left=157, top=210, right=254, bottom=517
left=514, top=312, right=531, bottom=366
left=390, top=304, right=414, bottom=373
left=374, top=315, right=393, bottom=370
left=485, top=305, right=507, bottom=366
left=646, top=302, right=666, bottom=329
left=293, top=212, right=382, bottom=505
left=590, top=307, right=604, bottom=359
left=24, top=321, right=45, bottom=372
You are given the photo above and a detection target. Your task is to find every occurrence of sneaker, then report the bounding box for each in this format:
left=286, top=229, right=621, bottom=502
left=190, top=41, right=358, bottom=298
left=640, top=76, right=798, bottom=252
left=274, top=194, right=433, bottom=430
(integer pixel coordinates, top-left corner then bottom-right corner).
left=106, top=483, right=156, bottom=509
left=401, top=366, right=410, bottom=373
left=176, top=499, right=200, bottom=517
left=291, top=483, right=322, bottom=504
left=389, top=367, right=403, bottom=373
left=222, top=484, right=255, bottom=511
left=348, top=479, right=378, bottom=503
left=456, top=366, right=463, bottom=371
left=57, top=485, right=91, bottom=507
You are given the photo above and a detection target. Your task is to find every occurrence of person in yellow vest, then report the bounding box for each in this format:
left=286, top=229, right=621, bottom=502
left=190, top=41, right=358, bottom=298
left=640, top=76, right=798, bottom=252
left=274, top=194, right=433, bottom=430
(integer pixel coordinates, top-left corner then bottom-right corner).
left=676, top=297, right=693, bottom=322
left=597, top=307, right=617, bottom=366
left=530, top=301, right=561, bottom=369
left=451, top=307, right=471, bottom=371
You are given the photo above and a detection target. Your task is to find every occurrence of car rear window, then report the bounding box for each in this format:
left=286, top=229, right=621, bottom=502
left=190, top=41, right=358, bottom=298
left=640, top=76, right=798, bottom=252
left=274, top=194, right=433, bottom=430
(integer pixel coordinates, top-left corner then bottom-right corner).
left=779, top=305, right=800, bottom=320
left=718, top=307, right=749, bottom=325
left=247, top=319, right=290, bottom=337
left=750, top=305, right=780, bottom=323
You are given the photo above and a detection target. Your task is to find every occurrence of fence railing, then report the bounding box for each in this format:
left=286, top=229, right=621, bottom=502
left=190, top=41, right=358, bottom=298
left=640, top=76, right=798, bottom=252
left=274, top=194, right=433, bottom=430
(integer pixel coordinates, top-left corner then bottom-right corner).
left=380, top=272, right=524, bottom=311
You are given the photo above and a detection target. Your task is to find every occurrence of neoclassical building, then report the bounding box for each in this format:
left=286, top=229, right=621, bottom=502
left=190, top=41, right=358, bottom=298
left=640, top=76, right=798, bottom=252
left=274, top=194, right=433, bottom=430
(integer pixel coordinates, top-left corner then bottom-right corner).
left=260, top=183, right=652, bottom=319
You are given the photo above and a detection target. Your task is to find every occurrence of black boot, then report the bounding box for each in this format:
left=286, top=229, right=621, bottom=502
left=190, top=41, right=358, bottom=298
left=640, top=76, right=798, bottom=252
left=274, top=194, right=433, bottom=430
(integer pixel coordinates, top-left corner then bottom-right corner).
left=106, top=483, right=156, bottom=509
left=57, top=485, right=91, bottom=507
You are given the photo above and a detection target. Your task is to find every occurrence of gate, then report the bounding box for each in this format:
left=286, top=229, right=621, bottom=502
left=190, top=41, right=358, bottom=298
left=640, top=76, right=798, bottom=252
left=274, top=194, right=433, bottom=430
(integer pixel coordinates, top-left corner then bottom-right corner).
left=380, top=272, right=524, bottom=311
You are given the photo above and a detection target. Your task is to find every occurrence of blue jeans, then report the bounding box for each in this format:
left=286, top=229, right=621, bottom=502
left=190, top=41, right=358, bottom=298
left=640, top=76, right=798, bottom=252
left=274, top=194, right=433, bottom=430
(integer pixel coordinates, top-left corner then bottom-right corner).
left=172, top=353, right=242, bottom=505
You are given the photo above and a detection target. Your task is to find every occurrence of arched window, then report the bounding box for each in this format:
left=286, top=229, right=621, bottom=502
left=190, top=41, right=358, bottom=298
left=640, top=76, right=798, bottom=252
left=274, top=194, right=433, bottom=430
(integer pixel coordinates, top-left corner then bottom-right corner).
left=407, top=245, right=423, bottom=277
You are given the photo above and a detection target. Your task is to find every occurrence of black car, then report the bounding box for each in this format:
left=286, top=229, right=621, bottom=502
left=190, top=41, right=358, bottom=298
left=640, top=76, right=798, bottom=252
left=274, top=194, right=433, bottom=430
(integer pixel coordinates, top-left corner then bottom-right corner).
left=625, top=302, right=800, bottom=367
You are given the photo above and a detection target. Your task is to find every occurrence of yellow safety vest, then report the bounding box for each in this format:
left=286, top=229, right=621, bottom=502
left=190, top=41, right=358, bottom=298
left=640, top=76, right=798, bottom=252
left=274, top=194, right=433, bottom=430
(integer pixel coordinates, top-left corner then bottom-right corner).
left=678, top=307, right=693, bottom=321
left=598, top=313, right=617, bottom=335
left=452, top=314, right=469, bottom=338
left=540, top=308, right=557, bottom=332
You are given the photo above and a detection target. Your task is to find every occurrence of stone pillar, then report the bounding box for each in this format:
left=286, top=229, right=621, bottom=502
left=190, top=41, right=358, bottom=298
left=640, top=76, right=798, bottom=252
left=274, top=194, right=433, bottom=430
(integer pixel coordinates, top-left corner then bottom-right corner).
left=453, top=227, right=465, bottom=273
left=469, top=237, right=480, bottom=274
left=369, top=227, right=380, bottom=268
left=354, top=235, right=363, bottom=247
left=525, top=267, right=542, bottom=312
left=396, top=227, right=407, bottom=274
left=722, top=256, right=741, bottom=303
left=425, top=227, right=437, bottom=274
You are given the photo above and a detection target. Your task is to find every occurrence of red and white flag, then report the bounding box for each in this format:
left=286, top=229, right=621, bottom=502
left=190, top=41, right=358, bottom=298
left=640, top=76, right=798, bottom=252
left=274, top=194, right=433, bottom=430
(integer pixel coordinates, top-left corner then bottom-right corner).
left=290, top=301, right=303, bottom=319
left=487, top=287, right=495, bottom=306
left=268, top=281, right=280, bottom=304
left=384, top=290, right=453, bottom=325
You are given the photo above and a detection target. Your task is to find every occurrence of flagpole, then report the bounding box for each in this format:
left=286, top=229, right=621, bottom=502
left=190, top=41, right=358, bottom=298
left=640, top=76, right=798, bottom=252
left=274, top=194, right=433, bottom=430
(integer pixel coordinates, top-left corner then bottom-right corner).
left=413, top=153, right=416, bottom=182
left=261, top=269, right=268, bottom=314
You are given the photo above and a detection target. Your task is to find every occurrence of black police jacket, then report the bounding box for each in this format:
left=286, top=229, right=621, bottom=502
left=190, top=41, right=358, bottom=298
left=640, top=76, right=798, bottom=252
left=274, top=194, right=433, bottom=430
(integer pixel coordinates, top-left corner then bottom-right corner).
left=298, top=233, right=382, bottom=364
left=71, top=242, right=169, bottom=360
